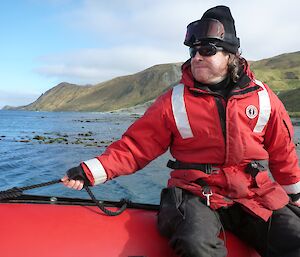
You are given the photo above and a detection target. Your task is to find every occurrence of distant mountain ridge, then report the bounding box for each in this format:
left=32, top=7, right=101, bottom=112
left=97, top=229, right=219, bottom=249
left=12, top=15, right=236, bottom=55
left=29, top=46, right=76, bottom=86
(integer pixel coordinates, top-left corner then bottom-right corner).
left=5, top=51, right=300, bottom=113
left=20, top=63, right=182, bottom=112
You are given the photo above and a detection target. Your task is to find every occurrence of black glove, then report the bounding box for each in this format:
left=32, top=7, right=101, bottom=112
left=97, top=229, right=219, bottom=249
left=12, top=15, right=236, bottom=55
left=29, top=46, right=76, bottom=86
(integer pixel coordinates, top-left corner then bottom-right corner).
left=289, top=193, right=300, bottom=204
left=66, top=165, right=92, bottom=186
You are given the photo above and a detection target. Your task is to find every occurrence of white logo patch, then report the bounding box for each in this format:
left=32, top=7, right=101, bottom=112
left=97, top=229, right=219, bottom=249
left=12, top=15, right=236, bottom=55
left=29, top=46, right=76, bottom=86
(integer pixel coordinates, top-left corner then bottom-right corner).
left=246, top=105, right=258, bottom=119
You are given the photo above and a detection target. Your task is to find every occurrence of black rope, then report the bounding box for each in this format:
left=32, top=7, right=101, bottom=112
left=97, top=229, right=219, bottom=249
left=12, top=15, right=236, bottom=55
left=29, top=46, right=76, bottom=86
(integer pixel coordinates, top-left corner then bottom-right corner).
left=84, top=186, right=128, bottom=216
left=19, top=179, right=62, bottom=191
left=0, top=179, right=61, bottom=200
left=0, top=187, right=23, bottom=200
left=0, top=179, right=128, bottom=216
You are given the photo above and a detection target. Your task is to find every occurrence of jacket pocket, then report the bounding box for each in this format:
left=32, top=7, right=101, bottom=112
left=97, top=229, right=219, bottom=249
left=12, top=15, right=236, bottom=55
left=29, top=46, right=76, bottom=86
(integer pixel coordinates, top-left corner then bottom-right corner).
left=252, top=175, right=289, bottom=210
left=157, top=187, right=185, bottom=237
left=223, top=167, right=252, bottom=198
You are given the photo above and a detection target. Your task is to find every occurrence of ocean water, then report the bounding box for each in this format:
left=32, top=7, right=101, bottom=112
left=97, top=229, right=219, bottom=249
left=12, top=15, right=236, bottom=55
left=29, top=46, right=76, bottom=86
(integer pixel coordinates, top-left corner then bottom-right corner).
left=0, top=110, right=299, bottom=204
left=0, top=110, right=171, bottom=204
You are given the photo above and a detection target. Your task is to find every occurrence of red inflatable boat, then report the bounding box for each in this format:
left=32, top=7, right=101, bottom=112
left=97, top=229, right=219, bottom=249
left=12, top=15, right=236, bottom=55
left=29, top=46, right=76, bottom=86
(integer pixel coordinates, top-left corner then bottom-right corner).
left=0, top=194, right=260, bottom=257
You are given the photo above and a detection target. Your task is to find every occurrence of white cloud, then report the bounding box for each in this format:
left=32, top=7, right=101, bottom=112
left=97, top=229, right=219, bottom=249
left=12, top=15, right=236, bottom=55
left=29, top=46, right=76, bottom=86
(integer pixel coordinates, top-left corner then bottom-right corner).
left=62, top=0, right=214, bottom=46
left=36, top=0, right=300, bottom=84
left=36, top=46, right=186, bottom=84
left=232, top=1, right=300, bottom=60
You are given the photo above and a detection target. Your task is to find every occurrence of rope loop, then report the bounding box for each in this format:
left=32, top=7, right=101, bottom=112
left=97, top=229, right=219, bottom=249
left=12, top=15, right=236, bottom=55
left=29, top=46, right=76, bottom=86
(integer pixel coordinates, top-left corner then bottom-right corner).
left=84, top=186, right=128, bottom=216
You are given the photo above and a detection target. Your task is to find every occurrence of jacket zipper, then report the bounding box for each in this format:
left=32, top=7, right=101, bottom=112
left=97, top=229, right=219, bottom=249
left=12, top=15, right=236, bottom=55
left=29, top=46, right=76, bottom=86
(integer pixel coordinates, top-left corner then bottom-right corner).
left=214, top=96, right=226, bottom=140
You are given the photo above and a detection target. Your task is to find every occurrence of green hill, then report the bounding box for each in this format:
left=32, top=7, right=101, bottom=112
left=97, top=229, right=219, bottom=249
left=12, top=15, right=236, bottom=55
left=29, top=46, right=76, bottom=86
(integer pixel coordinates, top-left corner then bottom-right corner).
left=22, top=63, right=182, bottom=112
left=5, top=51, right=300, bottom=114
left=250, top=51, right=300, bottom=92
left=277, top=88, right=300, bottom=116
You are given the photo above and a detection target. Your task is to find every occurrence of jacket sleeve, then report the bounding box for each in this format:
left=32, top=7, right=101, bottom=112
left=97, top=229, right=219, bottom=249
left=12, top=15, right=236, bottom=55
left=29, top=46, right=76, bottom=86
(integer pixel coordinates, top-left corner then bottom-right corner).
left=263, top=89, right=300, bottom=205
left=81, top=93, right=173, bottom=185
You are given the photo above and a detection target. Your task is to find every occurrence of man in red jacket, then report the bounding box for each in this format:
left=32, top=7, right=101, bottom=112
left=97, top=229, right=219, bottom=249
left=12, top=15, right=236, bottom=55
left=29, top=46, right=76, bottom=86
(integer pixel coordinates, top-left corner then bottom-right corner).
left=62, top=5, right=300, bottom=257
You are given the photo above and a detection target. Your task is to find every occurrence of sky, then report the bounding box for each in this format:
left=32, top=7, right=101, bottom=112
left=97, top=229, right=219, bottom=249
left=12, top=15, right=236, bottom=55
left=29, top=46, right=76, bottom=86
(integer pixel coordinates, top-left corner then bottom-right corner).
left=0, top=0, right=299, bottom=108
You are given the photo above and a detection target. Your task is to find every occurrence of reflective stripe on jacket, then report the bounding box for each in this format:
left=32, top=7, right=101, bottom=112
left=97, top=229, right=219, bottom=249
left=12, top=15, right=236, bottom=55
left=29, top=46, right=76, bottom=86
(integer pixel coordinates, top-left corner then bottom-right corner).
left=83, top=60, right=300, bottom=221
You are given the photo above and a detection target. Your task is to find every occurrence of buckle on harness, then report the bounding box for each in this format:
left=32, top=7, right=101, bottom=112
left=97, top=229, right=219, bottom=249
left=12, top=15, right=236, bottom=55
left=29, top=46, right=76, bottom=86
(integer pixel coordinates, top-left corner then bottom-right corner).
left=245, top=160, right=267, bottom=177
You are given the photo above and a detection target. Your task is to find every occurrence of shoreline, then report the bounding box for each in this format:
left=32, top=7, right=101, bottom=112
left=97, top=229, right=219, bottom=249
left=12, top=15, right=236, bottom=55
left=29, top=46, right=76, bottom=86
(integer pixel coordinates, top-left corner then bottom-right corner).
left=1, top=108, right=300, bottom=125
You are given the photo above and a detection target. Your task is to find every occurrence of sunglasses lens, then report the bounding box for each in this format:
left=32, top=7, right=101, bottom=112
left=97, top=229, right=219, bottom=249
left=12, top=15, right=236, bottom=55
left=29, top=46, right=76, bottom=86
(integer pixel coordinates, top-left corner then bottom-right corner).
left=200, top=45, right=217, bottom=56
left=189, top=45, right=218, bottom=57
left=189, top=48, right=197, bottom=57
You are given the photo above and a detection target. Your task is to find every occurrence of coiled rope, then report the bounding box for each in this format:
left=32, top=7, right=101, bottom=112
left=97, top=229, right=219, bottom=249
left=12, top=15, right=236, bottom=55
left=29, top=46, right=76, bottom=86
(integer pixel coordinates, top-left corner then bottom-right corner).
left=0, top=179, right=128, bottom=216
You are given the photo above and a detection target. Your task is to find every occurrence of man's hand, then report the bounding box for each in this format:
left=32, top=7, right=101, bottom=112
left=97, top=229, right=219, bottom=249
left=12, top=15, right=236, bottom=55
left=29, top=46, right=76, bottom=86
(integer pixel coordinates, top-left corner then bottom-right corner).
left=289, top=193, right=300, bottom=207
left=61, top=165, right=91, bottom=190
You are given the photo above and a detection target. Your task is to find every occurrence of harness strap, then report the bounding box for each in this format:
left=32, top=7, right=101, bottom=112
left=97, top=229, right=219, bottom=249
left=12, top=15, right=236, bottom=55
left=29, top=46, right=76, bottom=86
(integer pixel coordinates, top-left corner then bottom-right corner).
left=167, top=159, right=268, bottom=208
left=167, top=160, right=216, bottom=174
left=167, top=159, right=269, bottom=178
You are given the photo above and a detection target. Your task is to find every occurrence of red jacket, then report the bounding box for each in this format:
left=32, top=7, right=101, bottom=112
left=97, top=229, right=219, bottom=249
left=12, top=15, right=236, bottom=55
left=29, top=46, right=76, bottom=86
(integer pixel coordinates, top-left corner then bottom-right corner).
left=82, top=60, right=300, bottom=221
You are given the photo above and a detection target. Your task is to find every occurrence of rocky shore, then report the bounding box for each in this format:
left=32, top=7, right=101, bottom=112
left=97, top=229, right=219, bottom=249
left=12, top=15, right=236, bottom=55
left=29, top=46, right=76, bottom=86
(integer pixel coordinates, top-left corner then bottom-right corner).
left=11, top=130, right=115, bottom=147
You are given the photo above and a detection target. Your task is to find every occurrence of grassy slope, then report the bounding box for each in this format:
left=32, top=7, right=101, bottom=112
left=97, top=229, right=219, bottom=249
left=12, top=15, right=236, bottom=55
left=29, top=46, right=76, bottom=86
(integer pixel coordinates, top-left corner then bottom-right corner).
left=24, top=63, right=182, bottom=112
left=277, top=88, right=300, bottom=114
left=250, top=51, right=300, bottom=115
left=250, top=51, right=300, bottom=92
left=16, top=51, right=300, bottom=113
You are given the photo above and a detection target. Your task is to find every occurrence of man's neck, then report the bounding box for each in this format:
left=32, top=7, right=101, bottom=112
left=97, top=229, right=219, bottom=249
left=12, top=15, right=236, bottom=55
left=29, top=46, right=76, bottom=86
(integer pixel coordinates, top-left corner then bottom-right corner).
left=206, top=76, right=230, bottom=91
left=195, top=76, right=232, bottom=98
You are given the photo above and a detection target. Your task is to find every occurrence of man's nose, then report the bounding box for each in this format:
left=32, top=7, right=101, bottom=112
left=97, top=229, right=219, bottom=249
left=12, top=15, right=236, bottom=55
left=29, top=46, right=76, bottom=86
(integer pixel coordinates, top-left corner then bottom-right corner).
left=193, top=51, right=204, bottom=60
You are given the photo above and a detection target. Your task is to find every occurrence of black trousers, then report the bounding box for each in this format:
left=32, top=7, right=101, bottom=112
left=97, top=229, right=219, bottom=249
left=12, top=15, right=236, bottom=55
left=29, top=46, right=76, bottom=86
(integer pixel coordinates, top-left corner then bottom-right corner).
left=157, top=187, right=300, bottom=257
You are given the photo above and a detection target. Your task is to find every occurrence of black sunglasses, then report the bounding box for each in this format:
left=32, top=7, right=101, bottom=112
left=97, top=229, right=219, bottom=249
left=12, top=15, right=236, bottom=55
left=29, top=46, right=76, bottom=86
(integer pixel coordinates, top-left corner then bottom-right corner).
left=189, top=43, right=223, bottom=57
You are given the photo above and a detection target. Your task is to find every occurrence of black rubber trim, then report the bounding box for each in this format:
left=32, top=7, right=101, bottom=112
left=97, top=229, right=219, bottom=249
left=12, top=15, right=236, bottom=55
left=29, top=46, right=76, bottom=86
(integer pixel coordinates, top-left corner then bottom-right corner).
left=228, top=85, right=260, bottom=97
left=0, top=194, right=160, bottom=211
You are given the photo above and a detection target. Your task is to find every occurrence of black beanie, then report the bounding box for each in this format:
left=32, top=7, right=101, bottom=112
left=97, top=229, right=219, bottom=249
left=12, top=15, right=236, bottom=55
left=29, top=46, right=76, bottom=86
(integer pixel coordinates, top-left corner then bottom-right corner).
left=184, top=5, right=240, bottom=53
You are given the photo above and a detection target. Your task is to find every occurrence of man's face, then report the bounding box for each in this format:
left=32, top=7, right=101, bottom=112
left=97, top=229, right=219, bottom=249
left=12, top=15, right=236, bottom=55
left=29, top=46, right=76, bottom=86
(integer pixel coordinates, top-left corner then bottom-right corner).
left=190, top=47, right=229, bottom=85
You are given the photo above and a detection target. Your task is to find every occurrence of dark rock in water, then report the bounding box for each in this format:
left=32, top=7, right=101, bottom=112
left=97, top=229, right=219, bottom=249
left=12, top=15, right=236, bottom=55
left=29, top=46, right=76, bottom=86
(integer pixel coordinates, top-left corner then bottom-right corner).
left=292, top=121, right=300, bottom=126
left=55, top=137, right=68, bottom=143
left=14, top=128, right=114, bottom=147
left=130, top=114, right=142, bottom=119
left=78, top=131, right=93, bottom=137
left=33, top=135, right=46, bottom=141
left=18, top=140, right=31, bottom=143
